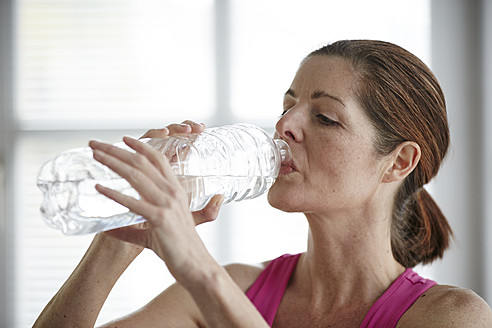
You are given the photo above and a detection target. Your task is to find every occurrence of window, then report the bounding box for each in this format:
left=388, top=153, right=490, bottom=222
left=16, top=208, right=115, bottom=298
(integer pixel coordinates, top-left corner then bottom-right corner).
left=4, top=0, right=431, bottom=326
left=16, top=0, right=216, bottom=129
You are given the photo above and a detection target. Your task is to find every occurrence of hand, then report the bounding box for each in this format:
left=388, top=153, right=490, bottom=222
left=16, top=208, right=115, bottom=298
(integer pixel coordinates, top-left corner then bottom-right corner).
left=139, top=120, right=206, bottom=139
left=88, top=122, right=223, bottom=281
left=138, top=120, right=221, bottom=225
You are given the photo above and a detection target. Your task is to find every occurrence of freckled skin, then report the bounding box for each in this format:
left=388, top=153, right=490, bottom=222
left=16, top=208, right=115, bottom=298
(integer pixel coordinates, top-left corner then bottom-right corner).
left=268, top=56, right=384, bottom=215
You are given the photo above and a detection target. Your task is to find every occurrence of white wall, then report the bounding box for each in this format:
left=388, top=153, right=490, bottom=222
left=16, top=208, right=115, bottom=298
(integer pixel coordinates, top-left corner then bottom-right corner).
left=0, top=0, right=15, bottom=326
left=430, top=0, right=490, bottom=301
left=483, top=0, right=492, bottom=303
left=481, top=0, right=492, bottom=304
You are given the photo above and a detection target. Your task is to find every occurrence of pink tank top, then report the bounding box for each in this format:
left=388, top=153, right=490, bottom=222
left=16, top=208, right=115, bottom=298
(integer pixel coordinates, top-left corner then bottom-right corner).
left=246, top=253, right=436, bottom=327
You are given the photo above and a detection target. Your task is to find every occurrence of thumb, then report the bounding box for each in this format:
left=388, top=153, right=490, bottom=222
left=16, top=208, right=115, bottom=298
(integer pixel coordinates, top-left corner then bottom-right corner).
left=192, top=194, right=225, bottom=225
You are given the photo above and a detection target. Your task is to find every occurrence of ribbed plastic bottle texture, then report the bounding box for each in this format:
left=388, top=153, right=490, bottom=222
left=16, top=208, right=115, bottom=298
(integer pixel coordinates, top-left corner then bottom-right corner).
left=37, top=123, right=291, bottom=235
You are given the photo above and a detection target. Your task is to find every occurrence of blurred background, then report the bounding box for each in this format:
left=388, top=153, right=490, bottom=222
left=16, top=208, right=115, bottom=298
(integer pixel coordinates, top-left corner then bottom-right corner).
left=0, top=0, right=490, bottom=326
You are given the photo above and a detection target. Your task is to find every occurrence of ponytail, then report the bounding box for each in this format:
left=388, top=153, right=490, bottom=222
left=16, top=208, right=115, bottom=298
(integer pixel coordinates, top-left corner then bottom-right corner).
left=391, top=187, right=453, bottom=268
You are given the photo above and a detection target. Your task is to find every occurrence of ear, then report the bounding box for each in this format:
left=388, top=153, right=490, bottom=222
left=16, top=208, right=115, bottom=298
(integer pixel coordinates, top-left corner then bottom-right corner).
left=382, top=141, right=421, bottom=183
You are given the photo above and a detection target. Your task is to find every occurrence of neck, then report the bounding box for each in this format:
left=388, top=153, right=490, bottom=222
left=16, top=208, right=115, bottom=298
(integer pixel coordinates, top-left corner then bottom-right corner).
left=296, top=209, right=405, bottom=309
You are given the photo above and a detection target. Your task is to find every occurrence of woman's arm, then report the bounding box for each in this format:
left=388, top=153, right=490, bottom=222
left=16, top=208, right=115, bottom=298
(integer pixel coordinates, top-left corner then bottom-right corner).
left=33, top=233, right=143, bottom=328
left=98, top=263, right=268, bottom=328
left=33, top=194, right=226, bottom=328
left=88, top=130, right=270, bottom=327
left=177, top=260, right=270, bottom=328
left=33, top=122, right=225, bottom=327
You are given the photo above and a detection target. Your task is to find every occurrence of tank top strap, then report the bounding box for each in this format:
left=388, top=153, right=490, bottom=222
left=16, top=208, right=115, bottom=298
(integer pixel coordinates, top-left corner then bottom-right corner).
left=246, top=253, right=302, bottom=326
left=360, top=268, right=437, bottom=328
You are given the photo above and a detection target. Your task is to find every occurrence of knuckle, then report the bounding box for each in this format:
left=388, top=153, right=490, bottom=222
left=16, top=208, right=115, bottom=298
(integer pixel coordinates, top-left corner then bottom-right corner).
left=183, top=120, right=202, bottom=128
left=132, top=153, right=148, bottom=167
left=197, top=207, right=217, bottom=222
left=182, top=120, right=198, bottom=127
left=167, top=123, right=182, bottom=129
left=130, top=169, right=145, bottom=183
left=155, top=208, right=169, bottom=220
left=141, top=128, right=157, bottom=137
left=143, top=128, right=168, bottom=138
left=167, top=186, right=180, bottom=199
left=206, top=211, right=218, bottom=222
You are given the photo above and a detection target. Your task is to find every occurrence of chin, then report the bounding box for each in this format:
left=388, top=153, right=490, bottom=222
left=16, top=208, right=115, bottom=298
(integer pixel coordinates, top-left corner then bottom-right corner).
left=267, top=189, right=302, bottom=213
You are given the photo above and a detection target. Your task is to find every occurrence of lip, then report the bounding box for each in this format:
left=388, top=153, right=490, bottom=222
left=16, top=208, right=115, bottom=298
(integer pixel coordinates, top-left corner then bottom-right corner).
left=279, top=159, right=297, bottom=175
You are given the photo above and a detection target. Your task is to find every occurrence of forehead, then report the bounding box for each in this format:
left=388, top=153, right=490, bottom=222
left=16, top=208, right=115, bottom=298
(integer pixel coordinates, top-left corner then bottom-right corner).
left=289, top=55, right=375, bottom=135
left=289, top=56, right=357, bottom=101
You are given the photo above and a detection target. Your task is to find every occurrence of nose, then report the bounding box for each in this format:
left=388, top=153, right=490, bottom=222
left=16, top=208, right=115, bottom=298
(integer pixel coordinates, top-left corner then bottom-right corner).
left=275, top=108, right=303, bottom=143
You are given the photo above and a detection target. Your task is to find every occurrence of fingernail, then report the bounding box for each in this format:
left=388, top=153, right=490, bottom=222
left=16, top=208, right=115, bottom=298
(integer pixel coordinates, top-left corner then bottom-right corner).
left=88, top=139, right=100, bottom=148
left=92, top=149, right=103, bottom=158
left=123, top=135, right=137, bottom=141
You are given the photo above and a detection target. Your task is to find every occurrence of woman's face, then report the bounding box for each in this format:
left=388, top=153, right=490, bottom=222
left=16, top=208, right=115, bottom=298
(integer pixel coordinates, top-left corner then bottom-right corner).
left=268, top=55, right=389, bottom=214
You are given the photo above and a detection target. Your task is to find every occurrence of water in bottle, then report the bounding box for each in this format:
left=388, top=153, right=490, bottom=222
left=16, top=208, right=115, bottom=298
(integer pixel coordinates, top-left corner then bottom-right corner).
left=37, top=123, right=291, bottom=235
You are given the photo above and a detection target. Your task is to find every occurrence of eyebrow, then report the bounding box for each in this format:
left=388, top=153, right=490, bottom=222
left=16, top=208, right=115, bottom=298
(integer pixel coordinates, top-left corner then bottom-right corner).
left=284, top=89, right=346, bottom=107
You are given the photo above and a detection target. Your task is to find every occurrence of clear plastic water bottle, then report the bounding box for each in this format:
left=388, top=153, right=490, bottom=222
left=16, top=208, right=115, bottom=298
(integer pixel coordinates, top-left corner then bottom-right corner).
left=37, top=123, right=291, bottom=235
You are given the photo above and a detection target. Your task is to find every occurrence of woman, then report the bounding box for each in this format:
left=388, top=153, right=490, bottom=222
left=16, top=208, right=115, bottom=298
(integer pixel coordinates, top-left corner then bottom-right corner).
left=34, top=40, right=492, bottom=327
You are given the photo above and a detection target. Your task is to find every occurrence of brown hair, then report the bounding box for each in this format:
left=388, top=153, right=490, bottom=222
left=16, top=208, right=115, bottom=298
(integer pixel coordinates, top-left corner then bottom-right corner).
left=309, top=40, right=452, bottom=268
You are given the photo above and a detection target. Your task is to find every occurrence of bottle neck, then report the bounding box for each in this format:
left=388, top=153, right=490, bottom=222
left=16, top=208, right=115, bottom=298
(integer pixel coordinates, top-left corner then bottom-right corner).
left=274, top=139, right=292, bottom=163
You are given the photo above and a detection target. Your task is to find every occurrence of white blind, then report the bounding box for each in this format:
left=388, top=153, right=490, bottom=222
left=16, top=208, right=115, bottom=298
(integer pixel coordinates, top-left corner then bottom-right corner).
left=17, top=0, right=215, bottom=130
left=230, top=0, right=431, bottom=123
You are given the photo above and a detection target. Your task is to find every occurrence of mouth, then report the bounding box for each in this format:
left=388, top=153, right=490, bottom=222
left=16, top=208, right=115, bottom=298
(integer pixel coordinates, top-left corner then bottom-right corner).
left=279, top=160, right=297, bottom=175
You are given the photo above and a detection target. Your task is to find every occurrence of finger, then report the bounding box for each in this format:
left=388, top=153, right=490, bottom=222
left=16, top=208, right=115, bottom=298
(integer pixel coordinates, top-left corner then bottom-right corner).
left=140, top=123, right=192, bottom=140
left=92, top=148, right=172, bottom=205
left=192, top=194, right=224, bottom=225
left=91, top=139, right=187, bottom=209
left=89, top=140, right=138, bottom=162
left=181, top=120, right=206, bottom=134
left=139, top=121, right=206, bottom=140
left=95, top=184, right=165, bottom=224
left=122, top=136, right=181, bottom=184
left=139, top=128, right=169, bottom=139
left=166, top=123, right=193, bottom=135
left=91, top=139, right=172, bottom=183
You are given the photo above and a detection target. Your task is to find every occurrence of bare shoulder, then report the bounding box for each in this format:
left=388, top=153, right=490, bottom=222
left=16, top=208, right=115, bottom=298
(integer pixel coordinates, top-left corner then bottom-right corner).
left=224, top=260, right=270, bottom=292
left=397, top=284, right=492, bottom=327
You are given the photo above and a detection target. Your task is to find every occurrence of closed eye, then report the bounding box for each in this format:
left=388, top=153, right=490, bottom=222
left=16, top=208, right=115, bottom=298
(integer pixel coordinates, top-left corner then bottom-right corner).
left=316, top=114, right=338, bottom=126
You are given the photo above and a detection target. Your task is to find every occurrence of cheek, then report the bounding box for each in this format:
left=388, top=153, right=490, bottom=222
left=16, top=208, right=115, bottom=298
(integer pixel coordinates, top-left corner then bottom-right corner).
left=310, top=144, right=380, bottom=201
